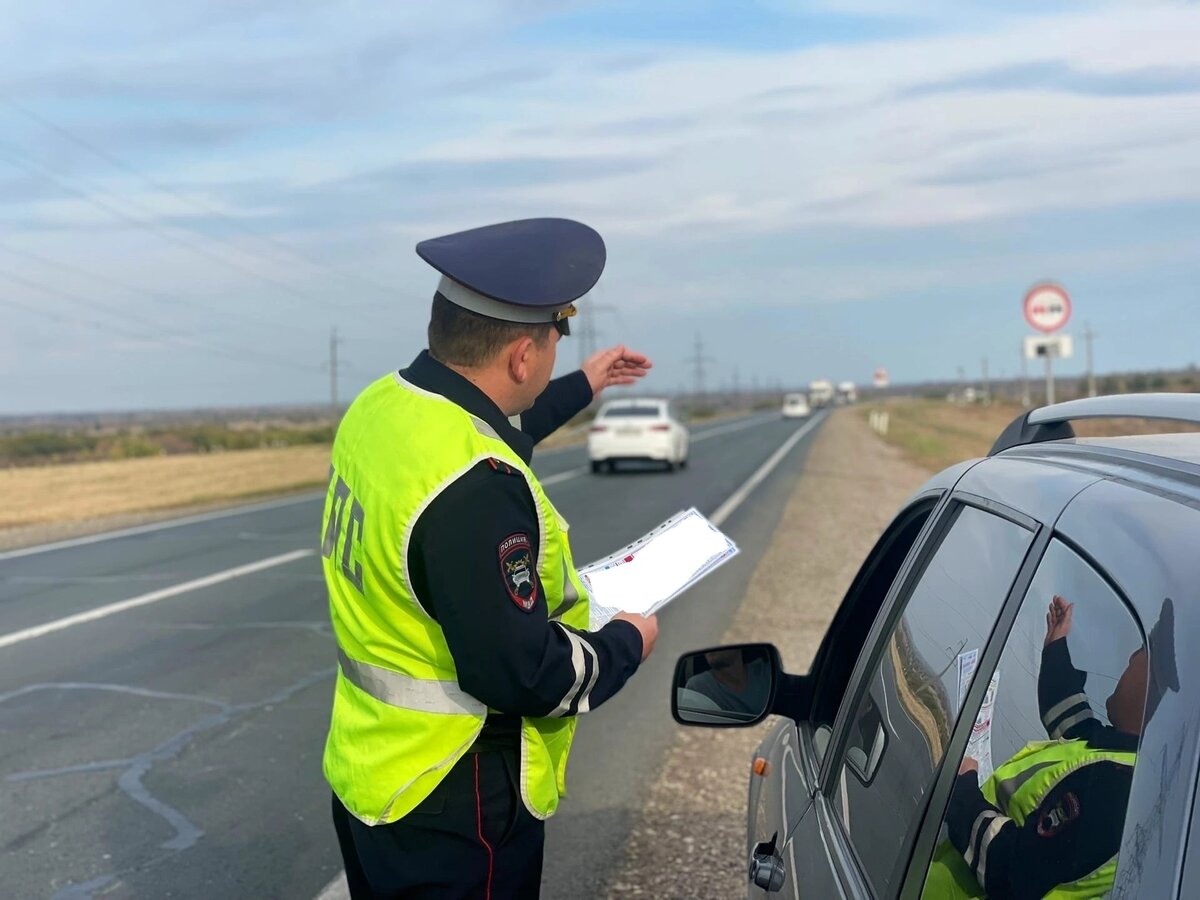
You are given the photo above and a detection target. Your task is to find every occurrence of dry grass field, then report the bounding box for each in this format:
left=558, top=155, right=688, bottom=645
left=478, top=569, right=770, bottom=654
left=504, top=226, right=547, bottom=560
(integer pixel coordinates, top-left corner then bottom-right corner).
left=862, top=398, right=1200, bottom=472
left=0, top=445, right=330, bottom=532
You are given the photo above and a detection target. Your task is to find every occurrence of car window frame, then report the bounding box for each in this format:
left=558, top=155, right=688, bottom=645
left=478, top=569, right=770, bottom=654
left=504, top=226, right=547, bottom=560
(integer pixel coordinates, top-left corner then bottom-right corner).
left=798, top=489, right=947, bottom=789
left=818, top=492, right=1043, bottom=899
left=895, top=529, right=1144, bottom=900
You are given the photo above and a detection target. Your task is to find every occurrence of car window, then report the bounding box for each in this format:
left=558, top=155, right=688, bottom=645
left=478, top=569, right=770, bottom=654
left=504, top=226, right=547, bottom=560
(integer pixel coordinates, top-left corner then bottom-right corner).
left=920, top=540, right=1151, bottom=900
left=831, top=504, right=1033, bottom=897
left=806, top=498, right=939, bottom=765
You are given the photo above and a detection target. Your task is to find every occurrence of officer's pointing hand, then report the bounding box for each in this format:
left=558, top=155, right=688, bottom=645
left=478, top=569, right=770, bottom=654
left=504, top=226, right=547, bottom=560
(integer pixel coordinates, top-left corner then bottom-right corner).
left=612, top=611, right=658, bottom=662
left=582, top=345, right=652, bottom=398
left=1044, top=595, right=1075, bottom=646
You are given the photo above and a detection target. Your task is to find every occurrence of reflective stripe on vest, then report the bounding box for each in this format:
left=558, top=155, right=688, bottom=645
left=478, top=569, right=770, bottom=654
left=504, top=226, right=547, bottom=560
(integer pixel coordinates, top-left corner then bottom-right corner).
left=338, top=648, right=485, bottom=716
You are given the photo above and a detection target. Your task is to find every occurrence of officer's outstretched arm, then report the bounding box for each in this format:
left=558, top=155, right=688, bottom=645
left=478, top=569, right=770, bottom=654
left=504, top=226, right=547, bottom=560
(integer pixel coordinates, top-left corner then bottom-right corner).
left=1039, top=637, right=1100, bottom=741
left=519, top=371, right=593, bottom=445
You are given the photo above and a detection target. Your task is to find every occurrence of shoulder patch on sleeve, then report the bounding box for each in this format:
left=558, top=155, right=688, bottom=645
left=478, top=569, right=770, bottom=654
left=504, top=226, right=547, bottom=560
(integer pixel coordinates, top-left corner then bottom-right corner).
left=1037, top=791, right=1081, bottom=837
left=486, top=457, right=519, bottom=476
left=498, top=532, right=539, bottom=611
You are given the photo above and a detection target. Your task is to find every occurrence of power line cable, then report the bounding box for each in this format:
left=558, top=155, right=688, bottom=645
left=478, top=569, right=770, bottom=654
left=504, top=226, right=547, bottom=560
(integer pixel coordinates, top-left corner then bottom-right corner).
left=0, top=293, right=164, bottom=344
left=1, top=96, right=401, bottom=299
left=0, top=141, right=393, bottom=317
left=0, top=266, right=196, bottom=341
left=0, top=269, right=322, bottom=374
left=0, top=241, right=391, bottom=344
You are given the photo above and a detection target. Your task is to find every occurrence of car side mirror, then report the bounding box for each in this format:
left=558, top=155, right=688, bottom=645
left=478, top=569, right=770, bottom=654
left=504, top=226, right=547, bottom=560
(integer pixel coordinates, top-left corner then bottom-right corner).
left=672, top=643, right=781, bottom=727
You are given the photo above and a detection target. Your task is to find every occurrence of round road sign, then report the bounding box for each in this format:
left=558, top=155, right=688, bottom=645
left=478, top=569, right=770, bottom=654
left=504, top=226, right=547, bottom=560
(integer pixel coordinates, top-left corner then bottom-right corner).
left=1024, top=283, right=1071, bottom=333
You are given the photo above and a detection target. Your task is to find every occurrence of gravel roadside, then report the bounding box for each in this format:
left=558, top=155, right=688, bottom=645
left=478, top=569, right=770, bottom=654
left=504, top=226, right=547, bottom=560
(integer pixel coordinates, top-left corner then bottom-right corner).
left=602, top=408, right=933, bottom=899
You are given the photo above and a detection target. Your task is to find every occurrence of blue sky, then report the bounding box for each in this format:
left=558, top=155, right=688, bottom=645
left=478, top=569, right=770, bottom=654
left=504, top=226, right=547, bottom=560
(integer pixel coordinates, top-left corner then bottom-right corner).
left=1, top=0, right=1199, bottom=413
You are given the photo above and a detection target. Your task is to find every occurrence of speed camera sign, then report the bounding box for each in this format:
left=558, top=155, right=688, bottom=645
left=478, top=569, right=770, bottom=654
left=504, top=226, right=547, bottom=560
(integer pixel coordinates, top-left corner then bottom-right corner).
left=1024, top=283, right=1071, bottom=333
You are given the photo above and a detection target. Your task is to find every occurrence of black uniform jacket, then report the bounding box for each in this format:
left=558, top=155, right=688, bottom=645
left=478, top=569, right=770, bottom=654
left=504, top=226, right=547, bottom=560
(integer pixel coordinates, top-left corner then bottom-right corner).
left=945, top=637, right=1137, bottom=899
left=401, top=351, right=643, bottom=748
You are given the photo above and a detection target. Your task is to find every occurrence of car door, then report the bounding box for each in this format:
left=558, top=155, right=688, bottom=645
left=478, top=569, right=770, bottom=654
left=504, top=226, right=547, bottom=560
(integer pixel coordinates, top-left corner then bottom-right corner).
left=780, top=499, right=1037, bottom=899
left=746, top=492, right=944, bottom=898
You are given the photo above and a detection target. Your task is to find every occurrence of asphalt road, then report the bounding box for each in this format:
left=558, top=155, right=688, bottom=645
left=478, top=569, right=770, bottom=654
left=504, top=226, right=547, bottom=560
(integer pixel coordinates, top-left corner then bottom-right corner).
left=0, top=410, right=826, bottom=899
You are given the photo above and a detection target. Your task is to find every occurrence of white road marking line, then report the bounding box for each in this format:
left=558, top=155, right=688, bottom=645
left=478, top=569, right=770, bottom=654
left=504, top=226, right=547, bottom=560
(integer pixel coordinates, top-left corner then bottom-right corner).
left=710, top=412, right=824, bottom=527
left=311, top=414, right=822, bottom=900
left=315, top=873, right=349, bottom=900
left=0, top=492, right=325, bottom=562
left=689, top=414, right=776, bottom=443
left=0, top=549, right=314, bottom=650
left=539, top=466, right=589, bottom=486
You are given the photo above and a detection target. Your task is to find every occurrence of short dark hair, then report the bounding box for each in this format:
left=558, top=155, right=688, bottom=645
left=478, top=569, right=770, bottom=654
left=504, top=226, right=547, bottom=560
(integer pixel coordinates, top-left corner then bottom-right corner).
left=427, top=293, right=552, bottom=367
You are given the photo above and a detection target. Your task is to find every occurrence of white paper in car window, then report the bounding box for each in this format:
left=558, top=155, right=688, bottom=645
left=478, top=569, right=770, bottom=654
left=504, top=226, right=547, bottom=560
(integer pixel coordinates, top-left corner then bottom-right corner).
left=579, top=508, right=738, bottom=630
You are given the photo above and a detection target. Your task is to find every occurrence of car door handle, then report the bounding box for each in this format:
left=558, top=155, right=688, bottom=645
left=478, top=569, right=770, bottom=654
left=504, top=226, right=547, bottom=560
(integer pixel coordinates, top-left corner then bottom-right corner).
left=749, top=832, right=787, bottom=893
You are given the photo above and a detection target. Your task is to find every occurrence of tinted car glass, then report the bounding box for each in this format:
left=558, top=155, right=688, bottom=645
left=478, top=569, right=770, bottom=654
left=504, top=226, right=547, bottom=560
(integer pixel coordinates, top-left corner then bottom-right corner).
left=921, top=540, right=1147, bottom=899
left=807, top=499, right=938, bottom=769
left=832, top=504, right=1033, bottom=896
left=601, top=406, right=662, bottom=418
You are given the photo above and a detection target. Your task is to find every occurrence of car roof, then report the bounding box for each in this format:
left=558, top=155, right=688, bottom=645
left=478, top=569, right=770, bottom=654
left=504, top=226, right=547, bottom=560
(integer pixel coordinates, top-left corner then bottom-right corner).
left=908, top=431, right=1200, bottom=533
left=1071, top=432, right=1200, bottom=466
left=997, top=432, right=1200, bottom=494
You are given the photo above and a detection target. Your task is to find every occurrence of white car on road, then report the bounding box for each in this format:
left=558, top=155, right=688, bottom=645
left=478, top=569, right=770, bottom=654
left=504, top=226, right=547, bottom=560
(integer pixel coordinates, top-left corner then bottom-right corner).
left=587, top=398, right=689, bottom=473
left=781, top=393, right=811, bottom=419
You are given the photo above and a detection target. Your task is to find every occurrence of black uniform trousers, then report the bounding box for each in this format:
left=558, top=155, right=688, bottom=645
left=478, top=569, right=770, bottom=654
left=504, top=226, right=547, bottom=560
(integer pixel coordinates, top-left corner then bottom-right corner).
left=332, top=746, right=544, bottom=899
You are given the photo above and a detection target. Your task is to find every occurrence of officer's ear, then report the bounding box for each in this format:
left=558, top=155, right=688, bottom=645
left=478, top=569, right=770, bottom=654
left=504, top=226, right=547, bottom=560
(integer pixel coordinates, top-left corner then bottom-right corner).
left=507, top=335, right=538, bottom=384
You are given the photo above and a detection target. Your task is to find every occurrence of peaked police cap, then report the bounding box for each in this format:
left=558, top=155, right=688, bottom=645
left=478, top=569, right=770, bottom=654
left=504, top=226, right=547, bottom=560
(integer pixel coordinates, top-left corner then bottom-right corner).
left=416, top=218, right=605, bottom=330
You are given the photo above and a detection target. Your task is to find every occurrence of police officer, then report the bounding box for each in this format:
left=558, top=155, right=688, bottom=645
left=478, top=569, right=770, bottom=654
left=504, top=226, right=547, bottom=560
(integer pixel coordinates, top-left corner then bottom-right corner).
left=927, top=596, right=1178, bottom=899
left=321, top=218, right=660, bottom=899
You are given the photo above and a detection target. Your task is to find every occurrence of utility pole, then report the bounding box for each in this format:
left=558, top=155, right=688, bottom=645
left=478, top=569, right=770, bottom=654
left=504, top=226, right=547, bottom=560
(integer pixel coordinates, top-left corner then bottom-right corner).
left=685, top=333, right=714, bottom=400
left=577, top=308, right=597, bottom=369
left=982, top=357, right=990, bottom=405
left=732, top=367, right=740, bottom=407
left=329, top=326, right=343, bottom=418
left=1085, top=323, right=1098, bottom=397
left=1020, top=343, right=1031, bottom=407
left=575, top=297, right=617, bottom=368
left=1044, top=349, right=1056, bottom=406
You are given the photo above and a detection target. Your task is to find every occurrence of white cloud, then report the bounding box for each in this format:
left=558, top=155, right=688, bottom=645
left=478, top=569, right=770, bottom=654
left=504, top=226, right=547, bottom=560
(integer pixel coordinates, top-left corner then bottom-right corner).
left=4, top=1, right=1200, bottom=410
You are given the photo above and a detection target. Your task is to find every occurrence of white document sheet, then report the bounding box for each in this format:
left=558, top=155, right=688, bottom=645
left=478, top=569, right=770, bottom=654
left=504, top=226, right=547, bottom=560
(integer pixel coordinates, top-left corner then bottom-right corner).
left=579, top=508, right=739, bottom=631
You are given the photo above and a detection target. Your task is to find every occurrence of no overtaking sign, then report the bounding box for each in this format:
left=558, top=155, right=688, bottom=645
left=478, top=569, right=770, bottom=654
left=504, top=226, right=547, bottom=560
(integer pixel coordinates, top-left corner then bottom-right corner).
left=1024, top=283, right=1071, bottom=333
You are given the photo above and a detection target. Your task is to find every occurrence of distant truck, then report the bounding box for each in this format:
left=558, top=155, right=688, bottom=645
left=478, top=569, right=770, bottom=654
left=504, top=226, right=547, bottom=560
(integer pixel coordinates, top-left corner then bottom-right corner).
left=837, top=381, right=858, bottom=404
left=808, top=379, right=835, bottom=408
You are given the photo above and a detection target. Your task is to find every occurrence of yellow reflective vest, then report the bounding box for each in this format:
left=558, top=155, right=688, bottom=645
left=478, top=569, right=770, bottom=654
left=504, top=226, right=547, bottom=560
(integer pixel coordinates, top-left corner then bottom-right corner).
left=320, top=371, right=591, bottom=825
left=923, top=739, right=1136, bottom=899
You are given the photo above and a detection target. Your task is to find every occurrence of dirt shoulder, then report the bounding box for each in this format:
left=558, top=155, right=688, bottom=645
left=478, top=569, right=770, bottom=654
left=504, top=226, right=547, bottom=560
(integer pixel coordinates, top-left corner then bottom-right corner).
left=604, top=408, right=932, bottom=899
left=0, top=445, right=329, bottom=552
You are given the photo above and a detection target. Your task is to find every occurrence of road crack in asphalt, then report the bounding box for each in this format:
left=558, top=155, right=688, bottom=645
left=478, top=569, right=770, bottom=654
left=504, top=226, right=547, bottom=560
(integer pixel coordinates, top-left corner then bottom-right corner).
left=2, top=667, right=336, bottom=899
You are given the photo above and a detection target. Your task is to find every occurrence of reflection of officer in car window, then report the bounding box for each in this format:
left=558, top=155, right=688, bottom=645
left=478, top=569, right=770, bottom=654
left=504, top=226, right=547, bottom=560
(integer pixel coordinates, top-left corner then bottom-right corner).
left=685, top=649, right=771, bottom=716
left=927, top=596, right=1178, bottom=900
